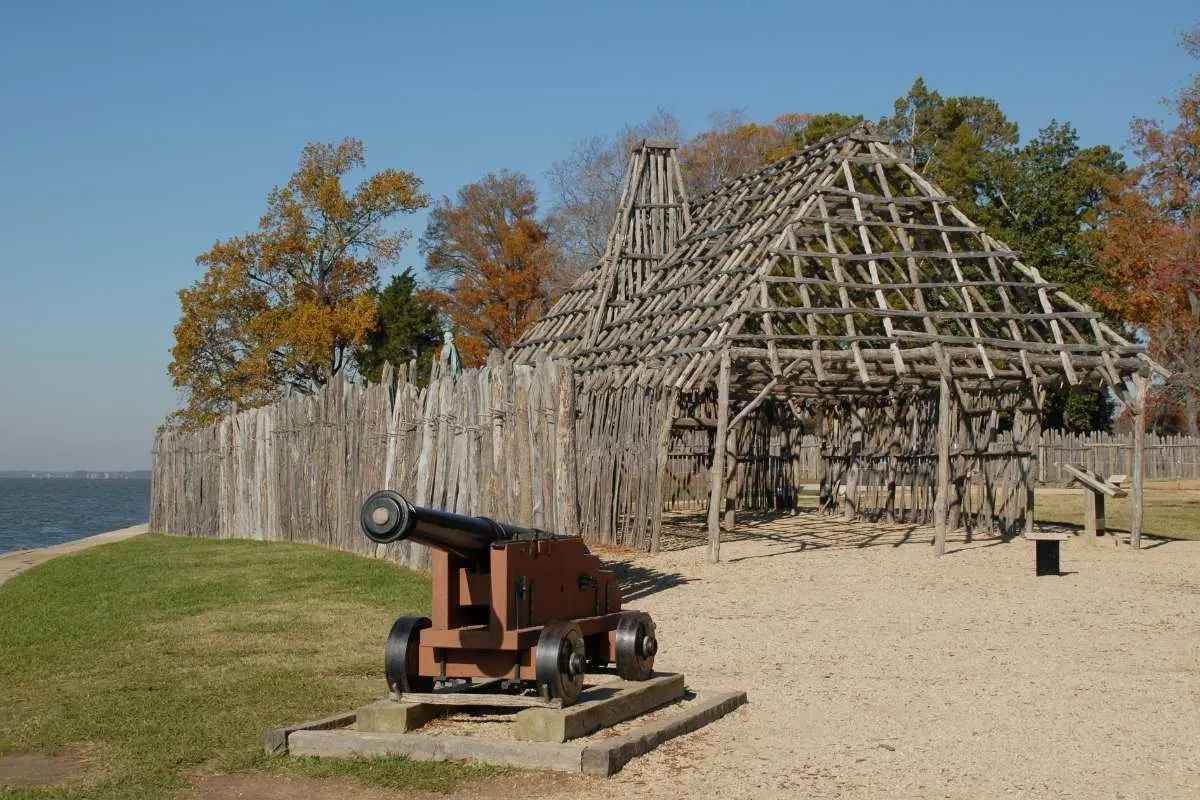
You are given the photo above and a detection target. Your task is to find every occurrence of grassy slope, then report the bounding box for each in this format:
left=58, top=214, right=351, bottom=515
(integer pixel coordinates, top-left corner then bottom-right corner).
left=0, top=536, right=494, bottom=799
left=1034, top=480, right=1200, bottom=540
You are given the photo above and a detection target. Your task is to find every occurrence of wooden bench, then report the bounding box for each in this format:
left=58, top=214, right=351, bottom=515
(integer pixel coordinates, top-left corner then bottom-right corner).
left=1024, top=531, right=1071, bottom=576
left=1059, top=463, right=1128, bottom=539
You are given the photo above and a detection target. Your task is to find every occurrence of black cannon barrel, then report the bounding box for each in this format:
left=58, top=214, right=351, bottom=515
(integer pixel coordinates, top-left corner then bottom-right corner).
left=359, top=490, right=536, bottom=562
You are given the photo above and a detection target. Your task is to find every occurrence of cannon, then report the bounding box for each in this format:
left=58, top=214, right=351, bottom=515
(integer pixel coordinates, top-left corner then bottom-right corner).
left=360, top=490, right=658, bottom=706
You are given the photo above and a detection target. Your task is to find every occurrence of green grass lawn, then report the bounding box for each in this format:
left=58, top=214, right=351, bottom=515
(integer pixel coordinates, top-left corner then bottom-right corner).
left=0, top=535, right=496, bottom=799
left=1034, top=480, right=1200, bottom=540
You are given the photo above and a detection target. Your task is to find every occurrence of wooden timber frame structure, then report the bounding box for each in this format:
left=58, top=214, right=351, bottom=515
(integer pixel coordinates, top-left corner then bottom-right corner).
left=512, top=127, right=1167, bottom=560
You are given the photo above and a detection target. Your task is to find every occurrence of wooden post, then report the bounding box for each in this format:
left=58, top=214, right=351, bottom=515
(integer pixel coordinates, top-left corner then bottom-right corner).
left=1026, top=389, right=1041, bottom=537
left=1131, top=375, right=1147, bottom=550
left=707, top=350, right=731, bottom=563
left=1083, top=492, right=1105, bottom=538
left=649, top=389, right=677, bottom=553
left=722, top=425, right=739, bottom=531
left=815, top=407, right=829, bottom=512
left=934, top=376, right=952, bottom=556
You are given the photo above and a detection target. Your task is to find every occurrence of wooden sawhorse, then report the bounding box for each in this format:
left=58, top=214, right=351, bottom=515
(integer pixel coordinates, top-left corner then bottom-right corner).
left=1059, top=462, right=1128, bottom=541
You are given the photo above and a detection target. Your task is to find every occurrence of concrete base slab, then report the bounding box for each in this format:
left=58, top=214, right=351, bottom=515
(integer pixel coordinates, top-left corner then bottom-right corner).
left=579, top=690, right=746, bottom=776
left=514, top=673, right=685, bottom=742
left=281, top=688, right=747, bottom=776
left=356, top=698, right=444, bottom=733
left=263, top=711, right=357, bottom=756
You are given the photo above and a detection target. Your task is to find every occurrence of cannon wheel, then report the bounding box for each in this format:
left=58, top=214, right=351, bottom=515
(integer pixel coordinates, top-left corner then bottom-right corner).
left=614, top=611, right=657, bottom=681
left=384, top=616, right=433, bottom=694
left=535, top=620, right=586, bottom=705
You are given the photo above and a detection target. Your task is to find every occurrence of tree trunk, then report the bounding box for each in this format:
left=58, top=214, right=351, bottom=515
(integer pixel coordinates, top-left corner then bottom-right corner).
left=1187, top=389, right=1198, bottom=438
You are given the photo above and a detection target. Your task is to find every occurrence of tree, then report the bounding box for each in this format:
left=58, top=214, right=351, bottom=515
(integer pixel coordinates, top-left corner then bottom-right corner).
left=1040, top=382, right=1115, bottom=433
left=880, top=80, right=1124, bottom=300
left=986, top=122, right=1125, bottom=298
left=355, top=269, right=444, bottom=384
left=169, top=138, right=428, bottom=427
left=1098, top=26, right=1200, bottom=434
left=545, top=109, right=682, bottom=284
left=879, top=78, right=1019, bottom=205
left=421, top=171, right=557, bottom=365
left=881, top=80, right=1124, bottom=432
left=793, top=112, right=866, bottom=147
left=678, top=111, right=814, bottom=198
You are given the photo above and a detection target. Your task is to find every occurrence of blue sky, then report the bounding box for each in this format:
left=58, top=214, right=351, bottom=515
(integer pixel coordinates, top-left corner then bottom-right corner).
left=0, top=0, right=1195, bottom=470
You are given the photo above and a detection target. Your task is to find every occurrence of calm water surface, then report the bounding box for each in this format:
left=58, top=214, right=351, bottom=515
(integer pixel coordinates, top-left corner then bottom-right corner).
left=0, top=478, right=150, bottom=554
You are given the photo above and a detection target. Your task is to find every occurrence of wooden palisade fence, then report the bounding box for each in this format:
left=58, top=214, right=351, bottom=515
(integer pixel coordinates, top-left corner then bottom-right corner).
left=151, top=355, right=672, bottom=567
left=1037, top=431, right=1200, bottom=482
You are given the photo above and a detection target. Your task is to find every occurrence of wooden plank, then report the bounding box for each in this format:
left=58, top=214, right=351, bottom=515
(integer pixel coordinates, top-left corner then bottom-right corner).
left=396, top=691, right=563, bottom=709
left=579, top=690, right=749, bottom=777
left=1059, top=462, right=1127, bottom=498
left=288, top=729, right=584, bottom=772
left=514, top=673, right=685, bottom=743
left=263, top=711, right=357, bottom=756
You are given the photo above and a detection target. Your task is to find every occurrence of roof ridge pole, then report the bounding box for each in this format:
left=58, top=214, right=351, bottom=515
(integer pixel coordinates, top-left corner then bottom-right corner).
left=707, top=347, right=731, bottom=562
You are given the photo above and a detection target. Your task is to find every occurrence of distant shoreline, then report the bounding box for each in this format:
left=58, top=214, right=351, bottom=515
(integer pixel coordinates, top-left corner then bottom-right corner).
left=0, top=472, right=150, bottom=480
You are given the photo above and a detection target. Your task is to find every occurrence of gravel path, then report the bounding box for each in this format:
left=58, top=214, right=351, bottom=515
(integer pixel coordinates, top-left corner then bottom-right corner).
left=577, top=518, right=1200, bottom=799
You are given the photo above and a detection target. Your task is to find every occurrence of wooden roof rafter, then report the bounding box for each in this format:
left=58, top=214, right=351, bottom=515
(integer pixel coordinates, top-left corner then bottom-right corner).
left=509, top=139, right=690, bottom=362
left=523, top=123, right=1165, bottom=400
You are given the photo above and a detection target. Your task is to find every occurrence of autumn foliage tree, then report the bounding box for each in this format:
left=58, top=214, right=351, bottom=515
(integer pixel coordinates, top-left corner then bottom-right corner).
left=1098, top=26, right=1200, bottom=434
left=678, top=111, right=815, bottom=197
left=169, top=138, right=428, bottom=427
left=420, top=171, right=556, bottom=365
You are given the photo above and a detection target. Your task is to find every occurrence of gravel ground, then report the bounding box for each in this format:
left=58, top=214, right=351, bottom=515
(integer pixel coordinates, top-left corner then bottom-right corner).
left=572, top=517, right=1200, bottom=799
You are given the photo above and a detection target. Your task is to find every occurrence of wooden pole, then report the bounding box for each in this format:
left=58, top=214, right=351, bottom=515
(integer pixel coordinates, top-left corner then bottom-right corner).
left=934, top=375, right=952, bottom=555
left=1026, top=394, right=1041, bottom=537
left=1131, top=375, right=1147, bottom=550
left=649, top=389, right=677, bottom=553
left=707, top=350, right=731, bottom=563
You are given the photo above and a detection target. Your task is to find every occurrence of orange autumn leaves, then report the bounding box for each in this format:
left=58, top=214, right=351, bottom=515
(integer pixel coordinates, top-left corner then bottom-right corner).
left=169, top=139, right=428, bottom=427
left=420, top=171, right=556, bottom=366
left=1095, top=26, right=1200, bottom=406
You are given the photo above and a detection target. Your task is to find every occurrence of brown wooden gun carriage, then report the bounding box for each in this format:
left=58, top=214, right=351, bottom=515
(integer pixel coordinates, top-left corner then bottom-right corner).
left=359, top=491, right=658, bottom=706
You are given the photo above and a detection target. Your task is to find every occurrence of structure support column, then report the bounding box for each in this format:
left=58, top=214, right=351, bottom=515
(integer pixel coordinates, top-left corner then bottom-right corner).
left=1025, top=392, right=1041, bottom=537
left=648, top=389, right=677, bottom=554
left=1131, top=374, right=1147, bottom=550
left=934, top=375, right=952, bottom=556
left=707, top=350, right=731, bottom=563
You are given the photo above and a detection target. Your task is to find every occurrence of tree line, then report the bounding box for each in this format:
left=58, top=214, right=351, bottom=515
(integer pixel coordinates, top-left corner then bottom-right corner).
left=170, top=26, right=1199, bottom=435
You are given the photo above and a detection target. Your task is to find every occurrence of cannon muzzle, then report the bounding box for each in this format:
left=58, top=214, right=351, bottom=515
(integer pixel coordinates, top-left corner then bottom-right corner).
left=360, top=490, right=519, bottom=563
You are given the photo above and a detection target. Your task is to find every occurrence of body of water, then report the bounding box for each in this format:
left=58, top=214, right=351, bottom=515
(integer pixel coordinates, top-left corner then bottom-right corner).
left=0, top=478, right=150, bottom=554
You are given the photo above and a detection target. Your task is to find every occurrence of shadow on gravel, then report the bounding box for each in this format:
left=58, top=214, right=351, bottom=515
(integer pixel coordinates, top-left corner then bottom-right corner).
left=606, top=560, right=694, bottom=602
